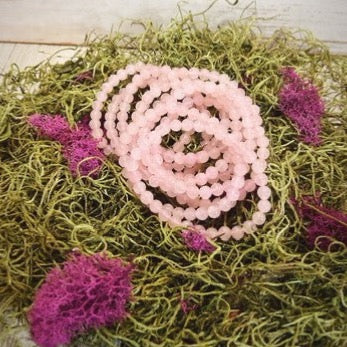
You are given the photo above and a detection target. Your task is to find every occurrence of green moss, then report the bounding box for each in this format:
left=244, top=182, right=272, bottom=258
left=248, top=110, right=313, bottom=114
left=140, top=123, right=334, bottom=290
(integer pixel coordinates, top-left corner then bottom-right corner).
left=0, top=15, right=346, bottom=347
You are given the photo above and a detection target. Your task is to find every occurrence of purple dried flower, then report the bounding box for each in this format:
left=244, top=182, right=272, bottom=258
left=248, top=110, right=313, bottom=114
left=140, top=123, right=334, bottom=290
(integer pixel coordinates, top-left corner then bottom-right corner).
left=28, top=253, right=134, bottom=347
left=28, top=114, right=104, bottom=177
left=292, top=195, right=347, bottom=250
left=182, top=228, right=215, bottom=253
left=279, top=67, right=325, bottom=145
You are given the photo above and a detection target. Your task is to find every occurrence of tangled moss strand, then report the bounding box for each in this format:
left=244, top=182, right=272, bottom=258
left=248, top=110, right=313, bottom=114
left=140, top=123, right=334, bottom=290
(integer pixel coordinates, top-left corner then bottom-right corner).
left=0, top=16, right=346, bottom=347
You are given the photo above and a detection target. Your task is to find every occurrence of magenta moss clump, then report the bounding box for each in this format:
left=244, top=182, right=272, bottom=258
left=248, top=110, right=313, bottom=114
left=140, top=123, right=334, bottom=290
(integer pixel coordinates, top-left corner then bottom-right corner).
left=28, top=253, right=134, bottom=347
left=28, top=114, right=104, bottom=176
left=182, top=228, right=216, bottom=253
left=293, top=195, right=347, bottom=250
left=279, top=67, right=325, bottom=145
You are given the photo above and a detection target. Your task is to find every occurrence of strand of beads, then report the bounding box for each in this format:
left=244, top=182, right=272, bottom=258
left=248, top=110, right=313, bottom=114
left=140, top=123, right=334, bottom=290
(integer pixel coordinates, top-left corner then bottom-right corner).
left=90, top=62, right=271, bottom=241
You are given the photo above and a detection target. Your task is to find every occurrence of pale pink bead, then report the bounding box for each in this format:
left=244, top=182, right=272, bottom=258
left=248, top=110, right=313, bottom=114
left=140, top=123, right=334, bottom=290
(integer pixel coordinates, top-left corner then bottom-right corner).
left=238, top=189, right=247, bottom=201
left=195, top=173, right=207, bottom=186
left=186, top=186, right=199, bottom=200
left=148, top=175, right=160, bottom=188
left=244, top=179, right=256, bottom=193
left=176, top=194, right=188, bottom=205
left=211, top=183, right=223, bottom=196
left=215, top=159, right=228, bottom=173
left=199, top=186, right=212, bottom=200
left=233, top=163, right=249, bottom=176
left=227, top=188, right=239, bottom=201
left=207, top=205, right=221, bottom=219
left=219, top=198, right=232, bottom=212
left=257, top=147, right=270, bottom=159
left=163, top=150, right=175, bottom=163
left=252, top=160, right=267, bottom=173
left=258, top=199, right=271, bottom=213
left=256, top=136, right=270, bottom=148
left=140, top=191, right=154, bottom=205
left=195, top=207, right=208, bottom=221
left=243, top=220, right=257, bottom=234
left=182, top=119, right=193, bottom=132
left=206, top=166, right=218, bottom=180
left=184, top=153, right=196, bottom=167
left=96, top=91, right=108, bottom=102
left=252, top=211, right=266, bottom=225
left=133, top=181, right=146, bottom=194
left=173, top=207, right=184, bottom=220
left=230, top=226, right=244, bottom=240
left=171, top=119, right=181, bottom=132
left=184, top=207, right=196, bottom=221
left=254, top=173, right=268, bottom=186
left=208, top=147, right=220, bottom=160
left=196, top=151, right=209, bottom=163
left=219, top=226, right=231, bottom=240
left=230, top=176, right=245, bottom=189
left=175, top=180, right=186, bottom=194
left=174, top=152, right=185, bottom=165
left=257, top=186, right=271, bottom=200
left=205, top=227, right=218, bottom=239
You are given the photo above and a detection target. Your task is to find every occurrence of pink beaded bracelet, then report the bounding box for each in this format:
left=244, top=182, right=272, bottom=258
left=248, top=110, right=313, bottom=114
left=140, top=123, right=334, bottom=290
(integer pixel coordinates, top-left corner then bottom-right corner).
left=90, top=62, right=271, bottom=241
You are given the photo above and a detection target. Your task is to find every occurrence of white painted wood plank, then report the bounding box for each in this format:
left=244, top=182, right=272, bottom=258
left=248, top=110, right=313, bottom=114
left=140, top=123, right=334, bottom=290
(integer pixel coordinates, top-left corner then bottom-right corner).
left=0, top=0, right=254, bottom=44
left=0, top=44, right=84, bottom=75
left=0, top=42, right=15, bottom=73
left=256, top=0, right=347, bottom=47
left=0, top=0, right=346, bottom=53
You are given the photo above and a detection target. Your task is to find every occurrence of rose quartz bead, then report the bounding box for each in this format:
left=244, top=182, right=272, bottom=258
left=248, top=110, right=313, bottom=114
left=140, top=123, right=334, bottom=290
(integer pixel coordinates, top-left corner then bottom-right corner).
left=257, top=147, right=270, bottom=159
left=207, top=205, right=221, bottom=219
left=256, top=136, right=270, bottom=148
left=252, top=160, right=267, bottom=173
left=219, top=198, right=232, bottom=212
left=233, top=163, right=249, bottom=176
left=227, top=188, right=239, bottom=201
left=171, top=119, right=181, bottom=132
left=174, top=152, right=185, bottom=165
left=230, top=176, right=244, bottom=190
left=184, top=153, right=196, bottom=167
left=186, top=186, right=199, bottom=200
left=196, top=151, right=209, bottom=163
left=211, top=183, right=223, bottom=196
left=196, top=207, right=208, bottom=221
left=205, top=227, right=218, bottom=239
left=230, top=226, right=244, bottom=240
left=206, top=166, right=218, bottom=180
left=140, top=191, right=154, bottom=205
left=258, top=199, right=271, bottom=213
left=257, top=186, right=271, bottom=200
left=195, top=173, right=207, bottom=186
left=219, top=226, right=231, bottom=240
left=244, top=179, right=256, bottom=193
left=243, top=220, right=256, bottom=234
left=215, top=159, right=228, bottom=172
left=252, top=211, right=266, bottom=225
left=184, top=207, right=196, bottom=221
left=253, top=173, right=268, bottom=187
left=199, top=186, right=212, bottom=200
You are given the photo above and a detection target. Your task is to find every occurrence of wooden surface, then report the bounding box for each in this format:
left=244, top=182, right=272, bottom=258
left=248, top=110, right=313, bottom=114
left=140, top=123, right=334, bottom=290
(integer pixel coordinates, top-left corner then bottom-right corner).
left=0, top=0, right=346, bottom=75
left=0, top=43, right=83, bottom=75
left=0, top=0, right=346, bottom=52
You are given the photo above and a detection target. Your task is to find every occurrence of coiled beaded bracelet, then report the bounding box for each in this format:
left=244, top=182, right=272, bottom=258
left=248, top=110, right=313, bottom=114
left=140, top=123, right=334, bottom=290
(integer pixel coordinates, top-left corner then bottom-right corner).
left=90, top=62, right=271, bottom=241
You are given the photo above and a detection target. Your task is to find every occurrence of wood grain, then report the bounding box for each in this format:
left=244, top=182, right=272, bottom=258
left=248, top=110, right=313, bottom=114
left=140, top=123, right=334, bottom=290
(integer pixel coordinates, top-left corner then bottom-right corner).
left=0, top=43, right=84, bottom=76
left=0, top=0, right=346, bottom=53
